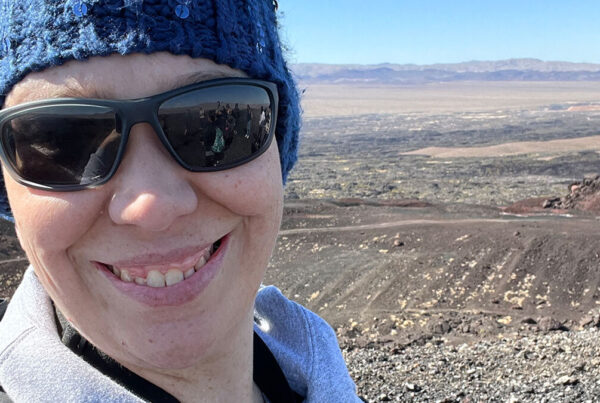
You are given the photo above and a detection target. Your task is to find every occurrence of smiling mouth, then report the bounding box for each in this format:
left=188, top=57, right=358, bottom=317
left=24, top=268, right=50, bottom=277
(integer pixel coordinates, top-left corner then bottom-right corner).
left=98, top=238, right=223, bottom=288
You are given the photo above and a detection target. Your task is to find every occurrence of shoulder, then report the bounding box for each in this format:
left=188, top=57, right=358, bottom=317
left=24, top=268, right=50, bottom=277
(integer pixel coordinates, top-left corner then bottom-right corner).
left=0, top=300, right=11, bottom=402
left=254, top=286, right=361, bottom=402
left=255, top=286, right=339, bottom=354
left=0, top=268, right=143, bottom=402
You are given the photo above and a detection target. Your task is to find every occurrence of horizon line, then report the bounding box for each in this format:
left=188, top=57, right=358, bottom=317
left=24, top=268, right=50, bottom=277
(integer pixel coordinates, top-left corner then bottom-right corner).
left=291, top=58, right=600, bottom=67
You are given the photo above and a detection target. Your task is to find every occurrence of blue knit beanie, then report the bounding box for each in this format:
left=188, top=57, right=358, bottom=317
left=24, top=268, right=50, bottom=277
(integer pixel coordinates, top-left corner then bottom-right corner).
left=0, top=0, right=300, bottom=222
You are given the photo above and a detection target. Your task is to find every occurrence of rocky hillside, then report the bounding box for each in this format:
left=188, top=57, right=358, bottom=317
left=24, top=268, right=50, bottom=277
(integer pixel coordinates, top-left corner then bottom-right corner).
left=543, top=174, right=600, bottom=212
left=504, top=174, right=600, bottom=215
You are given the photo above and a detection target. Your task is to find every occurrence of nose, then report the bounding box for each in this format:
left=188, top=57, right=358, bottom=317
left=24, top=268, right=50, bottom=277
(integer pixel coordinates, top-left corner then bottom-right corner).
left=108, top=123, right=198, bottom=231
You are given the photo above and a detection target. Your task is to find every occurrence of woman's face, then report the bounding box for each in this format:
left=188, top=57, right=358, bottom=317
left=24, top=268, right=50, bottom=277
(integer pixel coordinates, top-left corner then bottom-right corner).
left=3, top=53, right=284, bottom=369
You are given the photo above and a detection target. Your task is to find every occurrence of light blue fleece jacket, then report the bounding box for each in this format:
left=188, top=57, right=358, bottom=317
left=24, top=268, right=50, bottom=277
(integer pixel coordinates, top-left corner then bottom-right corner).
left=0, top=267, right=361, bottom=402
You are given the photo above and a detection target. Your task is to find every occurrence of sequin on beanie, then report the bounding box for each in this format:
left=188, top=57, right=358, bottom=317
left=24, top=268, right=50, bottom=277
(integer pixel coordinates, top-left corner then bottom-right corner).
left=0, top=0, right=301, bottom=221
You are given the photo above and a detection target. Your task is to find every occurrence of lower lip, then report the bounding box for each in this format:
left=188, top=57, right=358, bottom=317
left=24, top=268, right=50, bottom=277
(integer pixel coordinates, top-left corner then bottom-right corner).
left=95, top=235, right=229, bottom=307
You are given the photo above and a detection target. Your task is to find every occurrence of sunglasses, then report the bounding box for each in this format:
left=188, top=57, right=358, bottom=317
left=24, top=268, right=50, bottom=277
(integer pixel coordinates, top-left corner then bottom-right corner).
left=0, top=78, right=278, bottom=191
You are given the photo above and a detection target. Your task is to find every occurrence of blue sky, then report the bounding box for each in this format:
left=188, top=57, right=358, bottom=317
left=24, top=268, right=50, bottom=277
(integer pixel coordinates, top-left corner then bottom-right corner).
left=277, top=1, right=600, bottom=65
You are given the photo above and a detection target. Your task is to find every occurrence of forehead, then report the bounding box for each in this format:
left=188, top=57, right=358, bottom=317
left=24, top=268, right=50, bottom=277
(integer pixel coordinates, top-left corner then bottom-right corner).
left=5, top=53, right=246, bottom=107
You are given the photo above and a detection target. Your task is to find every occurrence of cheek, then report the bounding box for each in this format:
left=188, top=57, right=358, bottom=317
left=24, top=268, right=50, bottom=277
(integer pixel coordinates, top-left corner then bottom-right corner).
left=4, top=175, right=106, bottom=253
left=196, top=143, right=283, bottom=217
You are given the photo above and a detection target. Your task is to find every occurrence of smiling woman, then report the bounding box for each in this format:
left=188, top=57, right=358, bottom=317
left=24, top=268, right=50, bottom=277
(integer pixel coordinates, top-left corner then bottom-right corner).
left=0, top=1, right=361, bottom=402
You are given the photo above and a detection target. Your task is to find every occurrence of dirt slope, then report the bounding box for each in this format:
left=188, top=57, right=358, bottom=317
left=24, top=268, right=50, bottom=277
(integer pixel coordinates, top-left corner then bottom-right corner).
left=267, top=200, right=600, bottom=345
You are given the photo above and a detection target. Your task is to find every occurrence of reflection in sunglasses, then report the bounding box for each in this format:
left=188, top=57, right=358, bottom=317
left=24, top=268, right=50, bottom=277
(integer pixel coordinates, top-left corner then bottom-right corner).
left=161, top=100, right=271, bottom=167
left=7, top=112, right=118, bottom=185
left=81, top=130, right=121, bottom=182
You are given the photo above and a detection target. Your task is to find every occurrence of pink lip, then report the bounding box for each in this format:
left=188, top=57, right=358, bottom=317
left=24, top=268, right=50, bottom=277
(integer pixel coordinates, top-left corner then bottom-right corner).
left=95, top=234, right=230, bottom=307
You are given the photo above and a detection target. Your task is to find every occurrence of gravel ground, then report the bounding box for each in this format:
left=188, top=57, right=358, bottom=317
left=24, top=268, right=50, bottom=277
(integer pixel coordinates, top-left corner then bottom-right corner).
left=344, top=328, right=600, bottom=402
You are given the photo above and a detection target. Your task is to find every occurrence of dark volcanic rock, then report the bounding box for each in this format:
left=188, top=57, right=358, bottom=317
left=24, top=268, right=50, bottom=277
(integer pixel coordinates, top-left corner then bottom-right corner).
left=537, top=316, right=563, bottom=332
left=429, top=320, right=452, bottom=335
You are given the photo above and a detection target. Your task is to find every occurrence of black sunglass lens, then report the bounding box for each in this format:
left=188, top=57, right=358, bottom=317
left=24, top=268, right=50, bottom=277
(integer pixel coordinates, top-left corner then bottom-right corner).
left=158, top=84, right=273, bottom=169
left=1, top=105, right=120, bottom=187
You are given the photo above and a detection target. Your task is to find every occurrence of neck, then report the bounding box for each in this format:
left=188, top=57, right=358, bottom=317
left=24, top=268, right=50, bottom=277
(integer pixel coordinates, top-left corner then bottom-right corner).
left=125, top=310, right=260, bottom=403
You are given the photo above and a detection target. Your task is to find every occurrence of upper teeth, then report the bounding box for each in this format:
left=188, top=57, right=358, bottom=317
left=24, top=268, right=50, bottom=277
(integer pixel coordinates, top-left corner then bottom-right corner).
left=109, top=246, right=213, bottom=288
left=147, top=270, right=166, bottom=287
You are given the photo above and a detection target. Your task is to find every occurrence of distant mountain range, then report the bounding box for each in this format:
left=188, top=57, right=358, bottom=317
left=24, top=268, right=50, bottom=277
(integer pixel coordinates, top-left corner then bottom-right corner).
left=291, top=59, right=600, bottom=84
